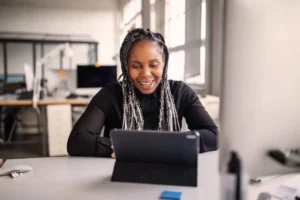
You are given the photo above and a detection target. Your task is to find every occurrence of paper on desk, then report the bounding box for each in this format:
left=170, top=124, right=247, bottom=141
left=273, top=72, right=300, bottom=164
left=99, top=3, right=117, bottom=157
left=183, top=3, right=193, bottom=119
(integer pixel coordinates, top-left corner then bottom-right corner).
left=270, top=175, right=300, bottom=200
left=270, top=185, right=297, bottom=199
left=282, top=175, right=300, bottom=189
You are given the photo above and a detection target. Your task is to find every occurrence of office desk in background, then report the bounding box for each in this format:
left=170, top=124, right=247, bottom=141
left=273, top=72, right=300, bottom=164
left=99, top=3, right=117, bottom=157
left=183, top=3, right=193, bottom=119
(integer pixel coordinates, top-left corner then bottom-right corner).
left=1, top=151, right=298, bottom=200
left=0, top=98, right=90, bottom=106
left=0, top=95, right=219, bottom=157
left=0, top=98, right=91, bottom=156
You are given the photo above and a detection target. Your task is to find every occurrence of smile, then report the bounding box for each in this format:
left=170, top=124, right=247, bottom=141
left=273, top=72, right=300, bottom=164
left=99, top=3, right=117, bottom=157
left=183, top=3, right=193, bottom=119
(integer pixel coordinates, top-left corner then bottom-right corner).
left=139, top=80, right=154, bottom=85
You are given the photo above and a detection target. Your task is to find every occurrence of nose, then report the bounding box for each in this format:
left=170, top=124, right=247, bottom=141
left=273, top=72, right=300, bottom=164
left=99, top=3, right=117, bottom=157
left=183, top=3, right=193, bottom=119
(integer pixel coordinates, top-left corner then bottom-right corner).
left=140, top=66, right=151, bottom=77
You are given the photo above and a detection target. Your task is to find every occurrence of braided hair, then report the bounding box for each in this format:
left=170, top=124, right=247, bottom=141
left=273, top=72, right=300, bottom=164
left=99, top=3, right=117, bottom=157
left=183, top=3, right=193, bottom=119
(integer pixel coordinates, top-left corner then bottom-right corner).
left=119, top=28, right=180, bottom=131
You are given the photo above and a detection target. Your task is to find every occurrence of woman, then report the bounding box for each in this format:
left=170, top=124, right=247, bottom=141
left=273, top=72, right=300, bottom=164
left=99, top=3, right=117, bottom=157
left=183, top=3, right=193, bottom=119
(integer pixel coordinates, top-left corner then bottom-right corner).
left=67, top=28, right=218, bottom=157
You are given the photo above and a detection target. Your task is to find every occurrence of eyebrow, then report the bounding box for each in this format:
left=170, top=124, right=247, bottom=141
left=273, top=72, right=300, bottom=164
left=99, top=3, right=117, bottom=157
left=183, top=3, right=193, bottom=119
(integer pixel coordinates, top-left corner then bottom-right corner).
left=130, top=59, right=159, bottom=64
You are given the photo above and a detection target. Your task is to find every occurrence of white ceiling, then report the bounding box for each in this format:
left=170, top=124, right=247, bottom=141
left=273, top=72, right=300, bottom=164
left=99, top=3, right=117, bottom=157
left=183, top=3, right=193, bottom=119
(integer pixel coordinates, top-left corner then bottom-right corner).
left=0, top=0, right=118, bottom=10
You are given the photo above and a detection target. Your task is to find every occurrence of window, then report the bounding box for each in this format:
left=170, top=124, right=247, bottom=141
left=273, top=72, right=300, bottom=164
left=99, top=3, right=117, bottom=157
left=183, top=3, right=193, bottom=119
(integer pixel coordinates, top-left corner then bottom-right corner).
left=122, top=0, right=142, bottom=25
left=168, top=51, right=185, bottom=81
left=169, top=14, right=185, bottom=47
left=165, top=0, right=186, bottom=81
left=185, top=45, right=205, bottom=84
left=184, top=0, right=207, bottom=85
left=150, top=0, right=156, bottom=32
left=165, top=0, right=185, bottom=48
left=200, top=45, right=206, bottom=83
left=200, top=0, right=206, bottom=40
left=120, top=0, right=142, bottom=46
left=118, top=0, right=142, bottom=79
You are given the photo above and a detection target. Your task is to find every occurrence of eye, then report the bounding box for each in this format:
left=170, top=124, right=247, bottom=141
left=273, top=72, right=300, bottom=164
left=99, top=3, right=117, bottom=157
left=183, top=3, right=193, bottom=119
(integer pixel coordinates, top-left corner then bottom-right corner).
left=132, top=65, right=140, bottom=69
left=150, top=63, right=158, bottom=68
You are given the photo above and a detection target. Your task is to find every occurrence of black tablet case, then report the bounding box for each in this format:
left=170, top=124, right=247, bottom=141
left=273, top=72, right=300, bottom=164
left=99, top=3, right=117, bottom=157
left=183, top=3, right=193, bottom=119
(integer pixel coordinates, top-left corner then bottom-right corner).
left=110, top=130, right=199, bottom=187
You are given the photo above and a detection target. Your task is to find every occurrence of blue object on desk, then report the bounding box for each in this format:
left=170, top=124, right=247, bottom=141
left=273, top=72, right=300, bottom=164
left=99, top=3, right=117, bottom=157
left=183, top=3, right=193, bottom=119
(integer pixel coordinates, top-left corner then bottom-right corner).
left=160, top=191, right=182, bottom=200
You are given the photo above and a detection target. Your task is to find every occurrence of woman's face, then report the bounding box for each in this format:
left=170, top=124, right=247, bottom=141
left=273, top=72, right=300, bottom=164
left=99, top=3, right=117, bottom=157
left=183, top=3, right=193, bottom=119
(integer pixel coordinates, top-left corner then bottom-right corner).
left=128, top=40, right=165, bottom=94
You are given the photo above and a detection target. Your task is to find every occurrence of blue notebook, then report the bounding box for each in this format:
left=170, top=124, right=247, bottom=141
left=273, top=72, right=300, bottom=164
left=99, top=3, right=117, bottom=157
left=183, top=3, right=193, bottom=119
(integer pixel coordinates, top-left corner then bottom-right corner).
left=160, top=191, right=182, bottom=200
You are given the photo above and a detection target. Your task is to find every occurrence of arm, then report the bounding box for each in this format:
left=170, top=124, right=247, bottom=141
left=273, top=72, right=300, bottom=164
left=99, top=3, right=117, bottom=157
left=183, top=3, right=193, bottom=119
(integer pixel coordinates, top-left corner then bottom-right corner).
left=67, top=91, right=113, bottom=157
left=183, top=85, right=219, bottom=153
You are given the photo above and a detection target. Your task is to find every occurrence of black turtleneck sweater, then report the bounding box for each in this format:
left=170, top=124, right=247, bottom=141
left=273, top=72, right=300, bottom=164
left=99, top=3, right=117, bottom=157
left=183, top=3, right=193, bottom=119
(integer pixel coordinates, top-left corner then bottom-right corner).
left=67, top=80, right=218, bottom=157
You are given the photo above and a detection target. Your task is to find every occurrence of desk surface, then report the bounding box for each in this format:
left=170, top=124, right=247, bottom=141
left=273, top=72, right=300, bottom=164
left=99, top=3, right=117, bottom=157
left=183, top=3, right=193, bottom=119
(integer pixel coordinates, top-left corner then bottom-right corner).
left=0, top=152, right=297, bottom=200
left=1, top=152, right=219, bottom=200
left=0, top=98, right=90, bottom=106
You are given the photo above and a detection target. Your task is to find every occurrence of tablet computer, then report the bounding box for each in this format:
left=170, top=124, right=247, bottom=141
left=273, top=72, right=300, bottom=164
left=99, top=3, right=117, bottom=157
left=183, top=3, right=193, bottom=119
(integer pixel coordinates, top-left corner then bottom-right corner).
left=110, top=129, right=199, bottom=186
left=110, top=129, right=199, bottom=164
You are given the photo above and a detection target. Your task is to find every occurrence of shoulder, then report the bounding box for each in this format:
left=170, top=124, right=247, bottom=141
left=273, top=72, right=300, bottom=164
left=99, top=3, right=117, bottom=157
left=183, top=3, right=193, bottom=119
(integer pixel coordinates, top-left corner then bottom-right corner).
left=88, top=82, right=122, bottom=114
left=168, top=80, right=194, bottom=95
left=168, top=80, right=198, bottom=103
left=92, top=82, right=122, bottom=102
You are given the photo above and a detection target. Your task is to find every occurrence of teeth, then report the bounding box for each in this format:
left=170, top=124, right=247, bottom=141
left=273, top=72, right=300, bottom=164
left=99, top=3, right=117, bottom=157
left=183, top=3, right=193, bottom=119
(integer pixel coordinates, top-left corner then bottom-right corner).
left=140, top=80, right=153, bottom=85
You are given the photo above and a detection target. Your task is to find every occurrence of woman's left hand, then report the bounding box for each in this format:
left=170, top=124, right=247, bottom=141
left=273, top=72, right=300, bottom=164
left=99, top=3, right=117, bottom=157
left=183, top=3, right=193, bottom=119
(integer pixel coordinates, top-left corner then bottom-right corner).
left=111, top=152, right=115, bottom=158
left=111, top=146, right=115, bottom=158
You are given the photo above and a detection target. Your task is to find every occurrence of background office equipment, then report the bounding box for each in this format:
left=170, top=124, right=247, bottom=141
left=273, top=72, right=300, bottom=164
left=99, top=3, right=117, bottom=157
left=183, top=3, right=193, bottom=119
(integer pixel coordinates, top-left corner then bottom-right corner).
left=220, top=151, right=248, bottom=200
left=0, top=74, right=25, bottom=84
left=110, top=130, right=199, bottom=187
left=75, top=65, right=117, bottom=96
left=33, top=43, right=74, bottom=109
left=0, top=74, right=26, bottom=94
left=0, top=32, right=99, bottom=96
left=219, top=0, right=300, bottom=179
left=24, top=64, right=34, bottom=91
left=15, top=64, right=37, bottom=100
left=268, top=149, right=300, bottom=168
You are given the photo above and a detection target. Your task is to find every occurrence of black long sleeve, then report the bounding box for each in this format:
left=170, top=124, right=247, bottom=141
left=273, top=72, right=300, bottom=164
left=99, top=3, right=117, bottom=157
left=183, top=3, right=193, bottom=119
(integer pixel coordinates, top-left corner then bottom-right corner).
left=67, top=80, right=219, bottom=157
left=181, top=84, right=218, bottom=152
left=67, top=91, right=113, bottom=157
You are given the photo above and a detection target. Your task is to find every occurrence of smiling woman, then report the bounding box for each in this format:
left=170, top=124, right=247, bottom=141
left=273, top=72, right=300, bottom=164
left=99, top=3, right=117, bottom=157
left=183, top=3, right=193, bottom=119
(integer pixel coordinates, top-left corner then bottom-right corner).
left=128, top=40, right=164, bottom=94
left=67, top=28, right=218, bottom=157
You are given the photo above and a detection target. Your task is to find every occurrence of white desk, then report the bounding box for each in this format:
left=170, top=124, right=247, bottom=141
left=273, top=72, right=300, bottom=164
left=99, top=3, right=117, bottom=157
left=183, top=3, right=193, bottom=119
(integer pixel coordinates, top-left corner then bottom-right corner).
left=0, top=98, right=90, bottom=156
left=1, top=152, right=218, bottom=200
left=0, top=152, right=299, bottom=200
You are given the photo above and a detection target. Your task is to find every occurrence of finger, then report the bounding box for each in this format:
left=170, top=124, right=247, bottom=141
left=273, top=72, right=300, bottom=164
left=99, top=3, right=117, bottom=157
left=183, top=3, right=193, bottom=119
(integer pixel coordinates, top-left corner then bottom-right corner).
left=111, top=152, right=115, bottom=158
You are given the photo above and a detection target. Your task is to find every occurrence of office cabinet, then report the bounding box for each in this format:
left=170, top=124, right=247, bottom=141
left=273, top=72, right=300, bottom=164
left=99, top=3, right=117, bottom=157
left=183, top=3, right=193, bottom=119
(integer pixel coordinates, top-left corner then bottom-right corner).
left=47, top=104, right=72, bottom=156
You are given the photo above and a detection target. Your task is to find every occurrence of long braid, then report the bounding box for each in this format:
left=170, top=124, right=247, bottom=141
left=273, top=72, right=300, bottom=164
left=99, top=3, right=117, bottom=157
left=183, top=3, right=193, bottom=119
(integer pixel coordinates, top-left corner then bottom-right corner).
left=119, top=28, right=180, bottom=131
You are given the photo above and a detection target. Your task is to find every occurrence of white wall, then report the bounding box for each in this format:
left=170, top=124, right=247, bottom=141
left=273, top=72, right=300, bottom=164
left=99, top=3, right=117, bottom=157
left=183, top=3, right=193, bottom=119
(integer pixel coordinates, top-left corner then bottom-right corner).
left=219, top=0, right=300, bottom=177
left=0, top=5, right=118, bottom=91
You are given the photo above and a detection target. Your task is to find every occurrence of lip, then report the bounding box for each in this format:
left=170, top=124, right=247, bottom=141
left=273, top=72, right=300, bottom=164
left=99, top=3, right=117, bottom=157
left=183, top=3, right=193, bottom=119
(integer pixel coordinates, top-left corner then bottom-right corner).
left=137, top=80, right=155, bottom=89
left=138, top=80, right=155, bottom=85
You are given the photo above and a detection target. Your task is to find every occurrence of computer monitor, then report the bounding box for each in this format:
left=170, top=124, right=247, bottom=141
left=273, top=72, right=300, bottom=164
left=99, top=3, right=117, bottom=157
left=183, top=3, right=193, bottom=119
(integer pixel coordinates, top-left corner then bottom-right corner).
left=0, top=74, right=25, bottom=84
left=75, top=65, right=117, bottom=96
left=0, top=74, right=26, bottom=93
left=219, top=1, right=300, bottom=179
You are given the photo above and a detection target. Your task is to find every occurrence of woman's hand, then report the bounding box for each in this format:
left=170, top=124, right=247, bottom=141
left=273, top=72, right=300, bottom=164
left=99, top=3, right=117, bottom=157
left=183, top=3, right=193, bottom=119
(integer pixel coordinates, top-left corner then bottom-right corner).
left=111, top=146, right=115, bottom=158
